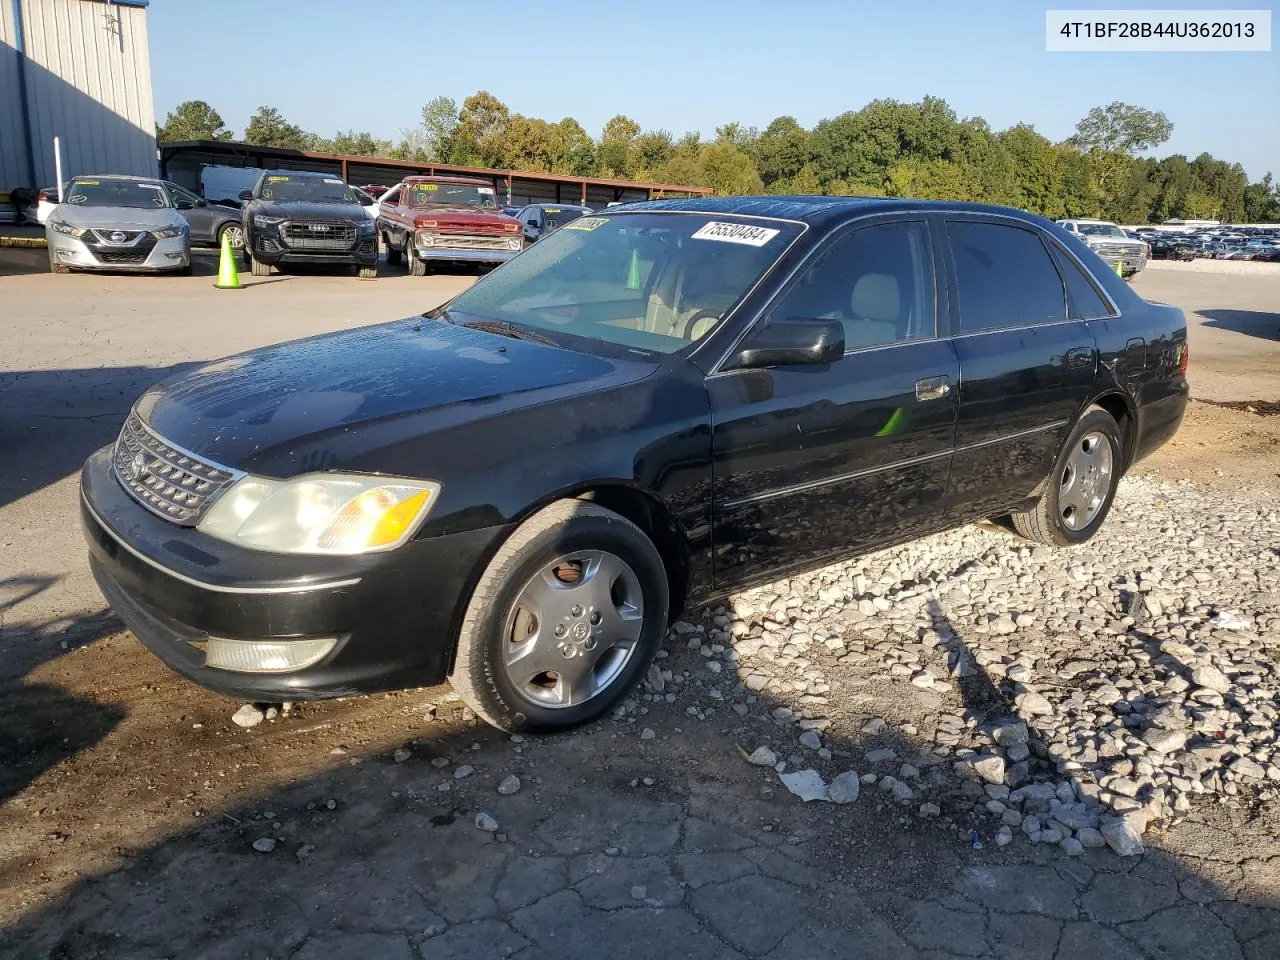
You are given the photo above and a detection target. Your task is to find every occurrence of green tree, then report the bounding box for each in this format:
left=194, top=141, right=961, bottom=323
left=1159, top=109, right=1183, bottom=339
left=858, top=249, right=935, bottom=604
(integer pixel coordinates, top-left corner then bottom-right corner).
left=1069, top=102, right=1174, bottom=154
left=546, top=118, right=595, bottom=176
left=597, top=115, right=641, bottom=177
left=500, top=115, right=553, bottom=171
left=998, top=124, right=1064, bottom=217
left=421, top=96, right=460, bottom=162
left=323, top=130, right=391, bottom=156
left=1243, top=173, right=1280, bottom=222
left=243, top=106, right=307, bottom=149
left=752, top=116, right=811, bottom=189
left=953, top=117, right=1015, bottom=205
left=885, top=158, right=975, bottom=201
left=453, top=91, right=511, bottom=166
left=632, top=130, right=675, bottom=176
left=698, top=142, right=763, bottom=195
left=157, top=100, right=233, bottom=142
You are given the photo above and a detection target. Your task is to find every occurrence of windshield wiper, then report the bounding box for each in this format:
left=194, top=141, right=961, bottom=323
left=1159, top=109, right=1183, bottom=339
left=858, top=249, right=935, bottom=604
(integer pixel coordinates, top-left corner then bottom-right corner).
left=461, top=320, right=557, bottom=347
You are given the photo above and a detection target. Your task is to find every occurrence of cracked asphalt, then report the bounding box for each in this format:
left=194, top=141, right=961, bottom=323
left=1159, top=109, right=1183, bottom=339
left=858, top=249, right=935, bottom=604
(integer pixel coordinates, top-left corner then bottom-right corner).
left=1, top=258, right=1278, bottom=959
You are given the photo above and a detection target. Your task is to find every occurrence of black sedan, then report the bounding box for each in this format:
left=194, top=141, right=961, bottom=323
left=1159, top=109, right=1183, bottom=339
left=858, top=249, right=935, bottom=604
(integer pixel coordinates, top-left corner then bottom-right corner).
left=80, top=197, right=1189, bottom=731
left=512, top=203, right=593, bottom=243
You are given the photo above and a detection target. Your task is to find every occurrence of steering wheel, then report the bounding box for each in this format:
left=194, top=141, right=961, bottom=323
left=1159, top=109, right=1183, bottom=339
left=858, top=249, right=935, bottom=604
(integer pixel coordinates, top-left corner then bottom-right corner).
left=677, top=310, right=721, bottom=341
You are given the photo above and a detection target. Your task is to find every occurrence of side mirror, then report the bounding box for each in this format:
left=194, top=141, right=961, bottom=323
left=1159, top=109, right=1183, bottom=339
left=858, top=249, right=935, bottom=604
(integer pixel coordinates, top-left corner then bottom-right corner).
left=238, top=189, right=253, bottom=201
left=730, top=317, right=845, bottom=369
left=174, top=198, right=194, bottom=210
left=358, top=194, right=373, bottom=206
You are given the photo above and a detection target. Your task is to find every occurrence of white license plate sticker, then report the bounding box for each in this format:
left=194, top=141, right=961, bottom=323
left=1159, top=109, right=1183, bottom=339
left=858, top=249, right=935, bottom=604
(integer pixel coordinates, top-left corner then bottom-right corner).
left=691, top=221, right=780, bottom=246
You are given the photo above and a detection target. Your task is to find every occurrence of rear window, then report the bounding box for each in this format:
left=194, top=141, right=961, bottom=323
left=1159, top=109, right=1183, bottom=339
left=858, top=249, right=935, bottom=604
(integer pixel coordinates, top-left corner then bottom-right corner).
left=1050, top=246, right=1113, bottom=321
left=948, top=221, right=1066, bottom=333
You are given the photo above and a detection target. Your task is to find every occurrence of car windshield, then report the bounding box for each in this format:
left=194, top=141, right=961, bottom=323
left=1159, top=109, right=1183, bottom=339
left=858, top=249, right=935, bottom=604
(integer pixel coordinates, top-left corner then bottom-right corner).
left=258, top=175, right=358, bottom=203
left=539, top=207, right=589, bottom=230
left=1077, top=223, right=1126, bottom=238
left=444, top=213, right=803, bottom=355
left=408, top=183, right=496, bottom=208
left=64, top=178, right=170, bottom=209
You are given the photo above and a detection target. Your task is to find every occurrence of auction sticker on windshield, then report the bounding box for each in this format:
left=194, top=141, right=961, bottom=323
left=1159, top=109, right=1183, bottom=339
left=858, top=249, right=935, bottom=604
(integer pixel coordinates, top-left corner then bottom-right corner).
left=564, top=217, right=607, bottom=231
left=691, top=221, right=780, bottom=246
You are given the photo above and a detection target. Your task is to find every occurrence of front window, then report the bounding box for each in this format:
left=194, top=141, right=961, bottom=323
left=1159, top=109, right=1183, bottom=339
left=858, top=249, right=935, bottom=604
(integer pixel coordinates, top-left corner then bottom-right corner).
left=64, top=178, right=171, bottom=209
left=408, top=182, right=497, bottom=209
left=1077, top=223, right=1125, bottom=238
left=258, top=175, right=358, bottom=204
left=444, top=213, right=803, bottom=354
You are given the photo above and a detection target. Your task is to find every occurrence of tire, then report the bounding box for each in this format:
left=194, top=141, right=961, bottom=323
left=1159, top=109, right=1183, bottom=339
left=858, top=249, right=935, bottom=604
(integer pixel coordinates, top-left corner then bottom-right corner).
left=450, top=500, right=670, bottom=732
left=406, top=237, right=427, bottom=277
left=1010, top=406, right=1122, bottom=547
left=218, top=222, right=245, bottom=251
left=357, top=263, right=377, bottom=280
left=385, top=235, right=402, bottom=267
left=249, top=253, right=272, bottom=277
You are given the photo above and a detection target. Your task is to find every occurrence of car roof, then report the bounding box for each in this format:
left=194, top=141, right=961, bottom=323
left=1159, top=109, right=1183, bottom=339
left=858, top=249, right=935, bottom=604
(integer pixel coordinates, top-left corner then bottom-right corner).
left=613, top=195, right=1057, bottom=230
left=70, top=173, right=162, bottom=182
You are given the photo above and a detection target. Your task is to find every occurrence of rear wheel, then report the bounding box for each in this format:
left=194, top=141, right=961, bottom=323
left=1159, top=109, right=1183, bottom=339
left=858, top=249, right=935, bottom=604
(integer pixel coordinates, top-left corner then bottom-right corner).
left=1010, top=406, right=1122, bottom=547
left=218, top=222, right=245, bottom=251
left=449, top=500, right=669, bottom=732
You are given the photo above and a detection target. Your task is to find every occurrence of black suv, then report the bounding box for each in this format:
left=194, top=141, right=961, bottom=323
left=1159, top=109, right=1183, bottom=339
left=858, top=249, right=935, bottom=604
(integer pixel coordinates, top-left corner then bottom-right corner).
left=238, top=171, right=378, bottom=277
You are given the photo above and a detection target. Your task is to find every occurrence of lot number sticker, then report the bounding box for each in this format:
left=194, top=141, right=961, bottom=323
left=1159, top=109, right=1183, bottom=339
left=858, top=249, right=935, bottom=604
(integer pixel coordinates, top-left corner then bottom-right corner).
left=691, top=221, right=780, bottom=246
left=565, top=217, right=607, bottom=231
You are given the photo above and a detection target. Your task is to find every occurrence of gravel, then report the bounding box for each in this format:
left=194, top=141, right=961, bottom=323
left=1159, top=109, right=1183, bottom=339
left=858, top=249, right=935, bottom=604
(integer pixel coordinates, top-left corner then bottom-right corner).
left=687, top=475, right=1280, bottom=859
left=232, top=704, right=265, bottom=729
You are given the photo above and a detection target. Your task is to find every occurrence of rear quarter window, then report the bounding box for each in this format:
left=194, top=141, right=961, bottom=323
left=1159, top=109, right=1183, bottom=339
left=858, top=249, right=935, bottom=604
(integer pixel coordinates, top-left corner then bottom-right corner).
left=947, top=221, right=1066, bottom=333
left=1050, top=245, right=1113, bottom=321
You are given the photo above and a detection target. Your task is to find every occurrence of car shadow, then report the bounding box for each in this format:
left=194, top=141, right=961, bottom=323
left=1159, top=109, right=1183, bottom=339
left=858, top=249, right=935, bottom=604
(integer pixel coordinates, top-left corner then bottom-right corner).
left=2, top=565, right=1277, bottom=958
left=1200, top=308, right=1280, bottom=343
left=0, top=363, right=205, bottom=511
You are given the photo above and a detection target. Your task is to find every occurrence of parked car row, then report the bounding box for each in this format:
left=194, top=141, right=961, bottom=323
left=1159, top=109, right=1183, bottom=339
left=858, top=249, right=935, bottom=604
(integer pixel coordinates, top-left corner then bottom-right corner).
left=1125, top=224, right=1280, bottom=262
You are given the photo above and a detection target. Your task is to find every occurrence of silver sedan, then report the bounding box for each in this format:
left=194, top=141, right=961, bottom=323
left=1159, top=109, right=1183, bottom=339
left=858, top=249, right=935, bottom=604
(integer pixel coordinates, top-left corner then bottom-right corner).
left=46, top=175, right=191, bottom=274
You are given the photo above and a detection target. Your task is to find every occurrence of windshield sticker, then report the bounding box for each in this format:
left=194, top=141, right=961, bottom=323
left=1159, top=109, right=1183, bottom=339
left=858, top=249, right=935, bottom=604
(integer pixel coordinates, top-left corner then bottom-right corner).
left=266, top=175, right=289, bottom=182
left=478, top=187, right=494, bottom=194
left=415, top=183, right=439, bottom=191
left=324, top=178, right=344, bottom=185
left=544, top=207, right=561, bottom=213
left=691, top=221, right=780, bottom=247
left=565, top=216, right=607, bottom=232
left=74, top=179, right=99, bottom=186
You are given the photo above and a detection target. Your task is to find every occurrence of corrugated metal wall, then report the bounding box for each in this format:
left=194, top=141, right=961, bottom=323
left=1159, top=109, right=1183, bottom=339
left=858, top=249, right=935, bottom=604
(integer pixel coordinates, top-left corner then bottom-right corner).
left=0, top=0, right=157, bottom=191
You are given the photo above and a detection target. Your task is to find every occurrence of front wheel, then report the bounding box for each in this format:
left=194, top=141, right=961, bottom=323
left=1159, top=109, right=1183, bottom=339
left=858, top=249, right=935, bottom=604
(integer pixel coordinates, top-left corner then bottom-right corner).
left=385, top=234, right=402, bottom=267
left=449, top=500, right=670, bottom=732
left=249, top=252, right=271, bottom=277
left=406, top=238, right=427, bottom=277
left=1010, top=406, right=1122, bottom=547
left=357, top=263, right=377, bottom=280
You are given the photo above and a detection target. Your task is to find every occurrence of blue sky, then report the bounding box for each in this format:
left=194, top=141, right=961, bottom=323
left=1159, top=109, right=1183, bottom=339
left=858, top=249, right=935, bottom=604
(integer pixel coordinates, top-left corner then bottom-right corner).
left=148, top=0, right=1278, bottom=180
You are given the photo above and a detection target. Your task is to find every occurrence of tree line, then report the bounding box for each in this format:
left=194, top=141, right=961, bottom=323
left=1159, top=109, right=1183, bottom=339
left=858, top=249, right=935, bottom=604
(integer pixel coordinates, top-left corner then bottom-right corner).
left=156, top=96, right=1279, bottom=223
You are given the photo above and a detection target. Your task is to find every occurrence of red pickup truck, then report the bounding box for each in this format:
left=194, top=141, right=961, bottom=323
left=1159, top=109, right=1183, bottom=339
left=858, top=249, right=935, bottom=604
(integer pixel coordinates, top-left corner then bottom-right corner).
left=377, top=175, right=525, bottom=274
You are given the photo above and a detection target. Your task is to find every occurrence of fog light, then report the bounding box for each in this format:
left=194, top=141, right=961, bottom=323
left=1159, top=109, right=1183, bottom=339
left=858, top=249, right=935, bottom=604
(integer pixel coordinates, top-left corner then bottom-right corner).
left=205, top=636, right=338, bottom=673
left=164, top=252, right=184, bottom=260
left=57, top=249, right=77, bottom=261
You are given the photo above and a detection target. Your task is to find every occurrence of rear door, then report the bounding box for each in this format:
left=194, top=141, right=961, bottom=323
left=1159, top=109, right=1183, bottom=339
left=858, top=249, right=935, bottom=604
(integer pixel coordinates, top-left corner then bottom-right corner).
left=940, top=217, right=1099, bottom=518
left=708, top=217, right=959, bottom=588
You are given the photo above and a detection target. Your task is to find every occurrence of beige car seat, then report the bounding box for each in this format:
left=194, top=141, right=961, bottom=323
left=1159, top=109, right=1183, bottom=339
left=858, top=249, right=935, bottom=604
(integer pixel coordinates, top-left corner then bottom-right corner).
left=845, top=273, right=901, bottom=348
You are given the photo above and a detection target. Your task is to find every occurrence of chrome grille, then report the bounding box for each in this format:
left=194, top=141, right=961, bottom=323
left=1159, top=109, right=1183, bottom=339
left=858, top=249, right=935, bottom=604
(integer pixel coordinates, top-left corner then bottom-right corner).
left=1092, top=241, right=1145, bottom=258
left=432, top=233, right=513, bottom=251
left=112, top=414, right=238, bottom=525
left=282, top=221, right=357, bottom=249
left=98, top=251, right=149, bottom=265
left=89, top=229, right=143, bottom=245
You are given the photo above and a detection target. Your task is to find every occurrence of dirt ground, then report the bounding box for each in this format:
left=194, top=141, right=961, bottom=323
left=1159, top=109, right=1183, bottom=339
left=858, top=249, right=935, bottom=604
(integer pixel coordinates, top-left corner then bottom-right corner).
left=2, top=257, right=1279, bottom=958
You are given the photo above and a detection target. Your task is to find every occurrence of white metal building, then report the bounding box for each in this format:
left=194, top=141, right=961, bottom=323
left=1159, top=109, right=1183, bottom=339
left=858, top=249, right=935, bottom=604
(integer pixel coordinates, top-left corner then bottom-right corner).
left=1, top=0, right=156, bottom=195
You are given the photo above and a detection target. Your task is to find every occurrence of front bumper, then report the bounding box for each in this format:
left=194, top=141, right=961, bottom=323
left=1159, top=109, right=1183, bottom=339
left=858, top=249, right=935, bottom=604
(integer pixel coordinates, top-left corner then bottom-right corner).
left=416, top=246, right=520, bottom=264
left=251, top=233, right=378, bottom=267
left=1093, top=250, right=1149, bottom=276
left=48, top=232, right=190, bottom=272
left=80, top=445, right=510, bottom=700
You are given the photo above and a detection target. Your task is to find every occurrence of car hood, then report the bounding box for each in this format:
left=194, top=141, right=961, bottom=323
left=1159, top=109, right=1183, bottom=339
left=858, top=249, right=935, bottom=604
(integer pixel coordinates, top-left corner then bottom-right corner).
left=410, top=205, right=519, bottom=225
left=53, top=204, right=184, bottom=230
left=133, top=318, right=658, bottom=475
left=255, top=201, right=367, bottom=221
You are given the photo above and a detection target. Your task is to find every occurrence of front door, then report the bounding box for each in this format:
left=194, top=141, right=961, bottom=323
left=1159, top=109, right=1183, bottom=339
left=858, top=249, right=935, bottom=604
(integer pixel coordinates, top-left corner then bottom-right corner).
left=940, top=217, right=1099, bottom=518
left=708, top=218, right=959, bottom=590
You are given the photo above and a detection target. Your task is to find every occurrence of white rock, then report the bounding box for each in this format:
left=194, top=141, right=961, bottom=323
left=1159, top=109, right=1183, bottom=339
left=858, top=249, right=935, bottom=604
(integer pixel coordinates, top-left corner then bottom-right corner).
left=973, top=755, right=1007, bottom=785
left=798, top=730, right=822, bottom=750
left=1060, top=837, right=1084, bottom=857
left=232, top=704, right=265, bottom=728
left=497, top=775, right=521, bottom=796
left=995, top=826, right=1014, bottom=847
left=1015, top=691, right=1054, bottom=716
left=779, top=769, right=829, bottom=802
left=828, top=771, right=861, bottom=805
left=252, top=837, right=276, bottom=853
left=1191, top=665, right=1231, bottom=694
left=393, top=748, right=411, bottom=763
left=475, top=812, right=499, bottom=832
left=746, top=746, right=777, bottom=767
left=1100, top=816, right=1145, bottom=856
left=1143, top=729, right=1188, bottom=754
left=640, top=728, right=656, bottom=741
left=1077, top=827, right=1107, bottom=849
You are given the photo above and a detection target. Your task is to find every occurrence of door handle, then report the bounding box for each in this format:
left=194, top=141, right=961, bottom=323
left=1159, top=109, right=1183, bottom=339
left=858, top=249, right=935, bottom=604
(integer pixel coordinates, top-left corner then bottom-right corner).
left=915, top=376, right=951, bottom=402
left=1066, top=347, right=1094, bottom=368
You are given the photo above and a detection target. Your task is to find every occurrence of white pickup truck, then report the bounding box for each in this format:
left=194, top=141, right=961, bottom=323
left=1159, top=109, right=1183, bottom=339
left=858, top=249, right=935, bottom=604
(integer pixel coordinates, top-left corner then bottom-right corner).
left=1056, top=218, right=1150, bottom=279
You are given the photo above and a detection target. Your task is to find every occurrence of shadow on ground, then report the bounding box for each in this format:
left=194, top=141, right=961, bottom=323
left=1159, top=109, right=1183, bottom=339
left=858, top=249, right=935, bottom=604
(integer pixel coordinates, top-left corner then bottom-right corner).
left=0, top=363, right=204, bottom=510
left=2, top=588, right=1277, bottom=960
left=1200, top=309, right=1280, bottom=343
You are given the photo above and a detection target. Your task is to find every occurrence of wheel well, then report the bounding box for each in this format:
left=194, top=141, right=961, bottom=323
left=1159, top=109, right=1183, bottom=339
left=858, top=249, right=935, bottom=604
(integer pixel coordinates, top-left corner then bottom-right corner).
left=572, top=486, right=690, bottom=623
left=1092, top=393, right=1135, bottom=469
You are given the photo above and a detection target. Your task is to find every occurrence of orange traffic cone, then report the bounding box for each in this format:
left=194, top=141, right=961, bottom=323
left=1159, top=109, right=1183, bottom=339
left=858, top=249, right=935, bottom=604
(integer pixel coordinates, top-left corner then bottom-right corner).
left=213, top=230, right=242, bottom=289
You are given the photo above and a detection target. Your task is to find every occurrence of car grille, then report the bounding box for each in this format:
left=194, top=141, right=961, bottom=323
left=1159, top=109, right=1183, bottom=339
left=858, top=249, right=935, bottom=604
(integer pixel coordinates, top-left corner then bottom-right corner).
left=89, top=229, right=144, bottom=245
left=112, top=414, right=239, bottom=525
left=282, top=221, right=357, bottom=250
left=432, top=233, right=512, bottom=251
left=97, top=251, right=149, bottom=265
left=1091, top=242, right=1145, bottom=258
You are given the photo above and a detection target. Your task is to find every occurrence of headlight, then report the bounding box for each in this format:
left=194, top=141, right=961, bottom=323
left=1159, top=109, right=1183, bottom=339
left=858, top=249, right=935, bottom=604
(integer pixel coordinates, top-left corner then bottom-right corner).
left=254, top=215, right=284, bottom=227
left=198, top=473, right=441, bottom=555
left=48, top=218, right=88, bottom=237
left=357, top=219, right=375, bottom=234
left=150, top=225, right=186, bottom=239
left=416, top=230, right=435, bottom=247
left=507, top=237, right=522, bottom=251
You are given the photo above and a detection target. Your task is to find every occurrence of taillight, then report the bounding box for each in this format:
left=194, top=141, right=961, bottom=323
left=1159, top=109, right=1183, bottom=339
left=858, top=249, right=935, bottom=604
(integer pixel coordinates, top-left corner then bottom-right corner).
left=38, top=190, right=48, bottom=202
left=1177, top=342, right=1189, bottom=375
